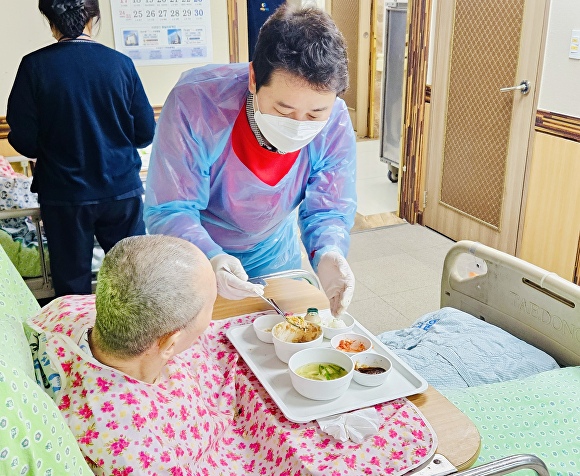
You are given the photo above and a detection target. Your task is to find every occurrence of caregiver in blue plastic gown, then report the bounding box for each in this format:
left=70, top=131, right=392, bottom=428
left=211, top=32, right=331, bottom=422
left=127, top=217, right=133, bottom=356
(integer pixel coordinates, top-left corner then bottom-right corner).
left=144, top=4, right=356, bottom=316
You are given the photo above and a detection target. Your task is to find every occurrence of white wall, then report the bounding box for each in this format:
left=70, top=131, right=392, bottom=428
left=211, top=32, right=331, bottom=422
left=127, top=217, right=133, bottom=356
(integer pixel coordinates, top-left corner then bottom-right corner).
left=0, top=0, right=230, bottom=113
left=427, top=0, right=580, bottom=118
left=537, top=0, right=580, bottom=117
left=3, top=1, right=578, bottom=118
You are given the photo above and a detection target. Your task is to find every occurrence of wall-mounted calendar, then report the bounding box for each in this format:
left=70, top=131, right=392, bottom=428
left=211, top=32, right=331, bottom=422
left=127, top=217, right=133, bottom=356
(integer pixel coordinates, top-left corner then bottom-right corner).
left=109, top=0, right=213, bottom=65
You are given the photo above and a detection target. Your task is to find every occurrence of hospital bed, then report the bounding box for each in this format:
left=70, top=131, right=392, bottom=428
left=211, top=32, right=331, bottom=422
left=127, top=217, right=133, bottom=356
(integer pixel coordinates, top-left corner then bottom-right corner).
left=441, top=240, right=579, bottom=367
left=0, top=207, right=52, bottom=298
left=0, top=236, right=577, bottom=475
left=379, top=240, right=580, bottom=475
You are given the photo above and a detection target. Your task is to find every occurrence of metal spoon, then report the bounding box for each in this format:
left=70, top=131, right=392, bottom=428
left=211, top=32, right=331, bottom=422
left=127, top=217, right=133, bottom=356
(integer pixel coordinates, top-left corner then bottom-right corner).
left=221, top=268, right=307, bottom=330
left=253, top=292, right=307, bottom=331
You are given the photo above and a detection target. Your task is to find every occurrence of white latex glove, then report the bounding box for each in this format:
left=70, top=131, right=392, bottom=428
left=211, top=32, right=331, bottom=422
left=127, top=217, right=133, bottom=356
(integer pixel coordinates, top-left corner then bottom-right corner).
left=210, top=254, right=265, bottom=300
left=317, top=251, right=355, bottom=317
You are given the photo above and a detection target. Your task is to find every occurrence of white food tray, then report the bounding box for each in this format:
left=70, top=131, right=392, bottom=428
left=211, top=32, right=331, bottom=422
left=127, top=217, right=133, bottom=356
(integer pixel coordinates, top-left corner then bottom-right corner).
left=226, top=317, right=428, bottom=423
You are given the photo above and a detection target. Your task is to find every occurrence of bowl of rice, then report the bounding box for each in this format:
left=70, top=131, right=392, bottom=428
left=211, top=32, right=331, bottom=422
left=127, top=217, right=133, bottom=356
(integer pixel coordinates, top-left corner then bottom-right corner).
left=319, top=312, right=355, bottom=339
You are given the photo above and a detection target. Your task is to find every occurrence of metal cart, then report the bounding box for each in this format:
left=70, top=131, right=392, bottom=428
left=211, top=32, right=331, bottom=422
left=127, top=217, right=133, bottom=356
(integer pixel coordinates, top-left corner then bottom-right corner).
left=379, top=1, right=408, bottom=183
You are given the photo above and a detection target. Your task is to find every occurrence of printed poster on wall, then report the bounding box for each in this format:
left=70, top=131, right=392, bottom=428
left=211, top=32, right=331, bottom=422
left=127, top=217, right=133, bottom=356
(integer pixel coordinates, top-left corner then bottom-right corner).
left=109, top=0, right=213, bottom=66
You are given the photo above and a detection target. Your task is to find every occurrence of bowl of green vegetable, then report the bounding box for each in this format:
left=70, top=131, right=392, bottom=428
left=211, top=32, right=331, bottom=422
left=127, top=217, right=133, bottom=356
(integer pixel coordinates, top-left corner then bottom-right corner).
left=287, top=347, right=354, bottom=400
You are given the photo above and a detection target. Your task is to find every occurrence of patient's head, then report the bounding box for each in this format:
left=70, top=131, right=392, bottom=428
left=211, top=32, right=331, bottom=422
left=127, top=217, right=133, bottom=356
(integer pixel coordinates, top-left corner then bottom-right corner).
left=92, top=235, right=216, bottom=360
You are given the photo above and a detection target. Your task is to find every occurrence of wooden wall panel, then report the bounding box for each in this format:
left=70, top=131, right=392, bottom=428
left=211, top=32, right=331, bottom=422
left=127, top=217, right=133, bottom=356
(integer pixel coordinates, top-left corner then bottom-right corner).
left=574, top=235, right=580, bottom=285
left=519, top=133, right=580, bottom=281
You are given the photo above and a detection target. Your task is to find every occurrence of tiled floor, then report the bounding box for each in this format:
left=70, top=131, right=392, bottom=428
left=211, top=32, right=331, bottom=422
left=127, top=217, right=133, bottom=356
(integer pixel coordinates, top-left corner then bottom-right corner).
left=349, top=139, right=456, bottom=335
left=355, top=139, right=399, bottom=215
left=348, top=224, right=455, bottom=335
left=303, top=139, right=455, bottom=336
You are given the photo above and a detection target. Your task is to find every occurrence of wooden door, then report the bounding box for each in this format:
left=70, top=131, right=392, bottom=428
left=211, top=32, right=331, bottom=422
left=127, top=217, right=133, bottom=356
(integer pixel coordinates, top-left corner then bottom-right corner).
left=327, top=0, right=372, bottom=137
left=423, top=0, right=549, bottom=254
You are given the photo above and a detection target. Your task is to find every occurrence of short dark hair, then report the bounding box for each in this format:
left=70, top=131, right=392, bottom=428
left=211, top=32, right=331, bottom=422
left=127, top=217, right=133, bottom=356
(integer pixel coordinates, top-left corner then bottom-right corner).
left=252, top=4, right=349, bottom=95
left=38, top=0, right=100, bottom=38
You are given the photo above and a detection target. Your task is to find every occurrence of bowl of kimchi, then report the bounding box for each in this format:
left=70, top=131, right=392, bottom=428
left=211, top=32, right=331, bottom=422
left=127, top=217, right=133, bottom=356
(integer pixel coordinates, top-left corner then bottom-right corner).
left=330, top=332, right=372, bottom=356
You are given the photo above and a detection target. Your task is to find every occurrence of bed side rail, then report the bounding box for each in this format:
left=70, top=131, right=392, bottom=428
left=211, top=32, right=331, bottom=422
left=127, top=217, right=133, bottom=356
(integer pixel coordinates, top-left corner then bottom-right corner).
left=454, top=454, right=549, bottom=476
left=257, top=269, right=321, bottom=289
left=441, top=240, right=580, bottom=366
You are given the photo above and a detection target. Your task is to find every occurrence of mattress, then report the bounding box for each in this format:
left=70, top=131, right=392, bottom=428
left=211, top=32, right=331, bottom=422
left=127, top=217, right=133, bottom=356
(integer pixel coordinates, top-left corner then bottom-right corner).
left=441, top=366, right=580, bottom=476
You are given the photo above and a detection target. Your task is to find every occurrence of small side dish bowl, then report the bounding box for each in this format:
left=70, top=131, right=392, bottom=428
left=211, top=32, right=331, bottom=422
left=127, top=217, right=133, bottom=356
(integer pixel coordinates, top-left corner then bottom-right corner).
left=330, top=332, right=372, bottom=356
left=320, top=312, right=355, bottom=340
left=271, top=321, right=323, bottom=363
left=351, top=353, right=392, bottom=387
left=253, top=313, right=285, bottom=344
left=288, top=347, right=354, bottom=400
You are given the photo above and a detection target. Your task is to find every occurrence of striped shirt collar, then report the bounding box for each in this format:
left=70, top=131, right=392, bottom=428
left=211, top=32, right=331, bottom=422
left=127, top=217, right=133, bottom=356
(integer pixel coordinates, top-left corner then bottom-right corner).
left=246, top=93, right=284, bottom=154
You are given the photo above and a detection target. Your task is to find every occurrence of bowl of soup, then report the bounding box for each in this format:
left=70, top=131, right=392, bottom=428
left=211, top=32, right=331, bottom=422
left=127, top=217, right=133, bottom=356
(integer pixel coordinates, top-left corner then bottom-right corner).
left=287, top=347, right=354, bottom=400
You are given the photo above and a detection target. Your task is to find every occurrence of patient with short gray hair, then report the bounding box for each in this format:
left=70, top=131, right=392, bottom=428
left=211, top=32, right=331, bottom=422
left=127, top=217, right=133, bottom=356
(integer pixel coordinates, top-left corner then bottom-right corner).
left=91, top=235, right=211, bottom=376
left=27, top=234, right=225, bottom=473
left=26, top=235, right=435, bottom=475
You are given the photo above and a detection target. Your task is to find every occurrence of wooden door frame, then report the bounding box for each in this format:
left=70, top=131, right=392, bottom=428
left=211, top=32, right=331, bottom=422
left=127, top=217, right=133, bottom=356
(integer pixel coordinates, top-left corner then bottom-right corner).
left=227, top=0, right=249, bottom=63
left=513, top=1, right=551, bottom=253
left=401, top=0, right=551, bottom=248
left=398, top=0, right=431, bottom=224
left=355, top=1, right=372, bottom=138
left=326, top=0, right=373, bottom=137
left=574, top=233, right=580, bottom=285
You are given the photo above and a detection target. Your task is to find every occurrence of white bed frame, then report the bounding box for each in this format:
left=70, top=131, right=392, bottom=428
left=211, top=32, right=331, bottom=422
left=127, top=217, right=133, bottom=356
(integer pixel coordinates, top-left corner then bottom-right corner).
left=441, top=240, right=580, bottom=367
left=408, top=240, right=580, bottom=475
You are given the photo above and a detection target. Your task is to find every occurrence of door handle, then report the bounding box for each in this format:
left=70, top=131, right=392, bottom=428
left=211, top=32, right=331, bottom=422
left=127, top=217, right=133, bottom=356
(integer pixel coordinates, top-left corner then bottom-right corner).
left=500, top=80, right=530, bottom=95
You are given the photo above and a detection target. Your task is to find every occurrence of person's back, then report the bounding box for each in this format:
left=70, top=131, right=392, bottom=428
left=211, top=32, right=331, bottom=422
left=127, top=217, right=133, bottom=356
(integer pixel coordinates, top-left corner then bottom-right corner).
left=8, top=41, right=153, bottom=203
left=6, top=0, right=155, bottom=296
left=26, top=235, right=437, bottom=475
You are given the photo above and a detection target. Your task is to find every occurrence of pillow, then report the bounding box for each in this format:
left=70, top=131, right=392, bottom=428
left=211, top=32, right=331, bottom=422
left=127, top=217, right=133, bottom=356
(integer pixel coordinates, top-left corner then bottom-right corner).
left=0, top=360, right=92, bottom=475
left=0, top=174, right=39, bottom=238
left=441, top=366, right=580, bottom=475
left=0, top=314, right=34, bottom=381
left=377, top=307, right=559, bottom=389
left=0, top=176, right=38, bottom=210
left=0, top=230, right=49, bottom=279
left=0, top=243, right=40, bottom=320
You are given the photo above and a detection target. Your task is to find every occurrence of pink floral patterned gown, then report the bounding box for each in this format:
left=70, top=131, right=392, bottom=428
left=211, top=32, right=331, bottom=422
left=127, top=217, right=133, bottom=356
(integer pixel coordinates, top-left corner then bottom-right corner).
left=28, top=295, right=436, bottom=476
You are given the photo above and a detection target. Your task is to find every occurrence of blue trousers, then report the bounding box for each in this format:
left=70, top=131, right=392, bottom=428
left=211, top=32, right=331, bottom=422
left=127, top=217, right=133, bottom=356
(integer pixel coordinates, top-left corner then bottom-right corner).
left=40, top=196, right=145, bottom=297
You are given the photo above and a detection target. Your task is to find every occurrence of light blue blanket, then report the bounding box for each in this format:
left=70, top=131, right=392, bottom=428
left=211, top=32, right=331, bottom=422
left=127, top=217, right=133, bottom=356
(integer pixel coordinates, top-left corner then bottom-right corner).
left=377, top=307, right=559, bottom=389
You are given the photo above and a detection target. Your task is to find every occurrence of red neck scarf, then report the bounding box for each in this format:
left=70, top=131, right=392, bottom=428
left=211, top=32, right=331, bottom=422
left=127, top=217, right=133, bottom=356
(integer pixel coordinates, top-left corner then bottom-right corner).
left=231, top=106, right=300, bottom=186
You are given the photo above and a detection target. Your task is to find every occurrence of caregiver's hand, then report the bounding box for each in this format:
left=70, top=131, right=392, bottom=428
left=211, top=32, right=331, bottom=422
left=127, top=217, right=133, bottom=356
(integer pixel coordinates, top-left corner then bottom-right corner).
left=210, top=253, right=265, bottom=300
left=317, top=251, right=355, bottom=317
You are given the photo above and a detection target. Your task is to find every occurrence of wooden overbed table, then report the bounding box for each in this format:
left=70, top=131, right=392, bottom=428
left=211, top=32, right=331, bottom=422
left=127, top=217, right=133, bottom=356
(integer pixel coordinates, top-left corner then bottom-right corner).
left=213, top=277, right=481, bottom=471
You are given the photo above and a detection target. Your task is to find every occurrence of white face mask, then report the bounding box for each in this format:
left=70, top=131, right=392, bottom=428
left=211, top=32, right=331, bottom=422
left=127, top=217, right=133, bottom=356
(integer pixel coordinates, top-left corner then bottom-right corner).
left=253, top=94, right=329, bottom=153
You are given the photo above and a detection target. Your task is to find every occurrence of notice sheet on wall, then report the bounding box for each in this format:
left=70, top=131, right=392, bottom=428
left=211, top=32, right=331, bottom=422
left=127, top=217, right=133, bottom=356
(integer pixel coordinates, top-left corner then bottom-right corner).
left=109, top=0, right=213, bottom=66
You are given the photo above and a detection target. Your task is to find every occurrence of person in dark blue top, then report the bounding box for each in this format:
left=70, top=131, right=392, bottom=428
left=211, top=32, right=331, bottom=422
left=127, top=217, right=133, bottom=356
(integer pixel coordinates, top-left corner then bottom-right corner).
left=7, top=0, right=155, bottom=297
